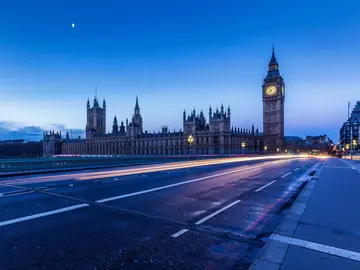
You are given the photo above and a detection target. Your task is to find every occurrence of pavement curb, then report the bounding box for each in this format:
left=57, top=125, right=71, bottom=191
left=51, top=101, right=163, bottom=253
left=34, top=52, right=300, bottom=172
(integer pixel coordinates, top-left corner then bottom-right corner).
left=249, top=160, right=325, bottom=270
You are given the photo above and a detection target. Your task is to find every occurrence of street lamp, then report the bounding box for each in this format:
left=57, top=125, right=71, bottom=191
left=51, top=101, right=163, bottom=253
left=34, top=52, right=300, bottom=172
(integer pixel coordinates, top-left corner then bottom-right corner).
left=187, top=135, right=194, bottom=155
left=276, top=148, right=280, bottom=153
left=241, top=142, right=246, bottom=154
left=264, top=145, right=268, bottom=155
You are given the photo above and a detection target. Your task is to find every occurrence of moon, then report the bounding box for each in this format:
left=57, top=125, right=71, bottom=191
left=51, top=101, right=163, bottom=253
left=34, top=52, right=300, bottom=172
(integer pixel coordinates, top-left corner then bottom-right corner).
left=72, top=23, right=75, bottom=28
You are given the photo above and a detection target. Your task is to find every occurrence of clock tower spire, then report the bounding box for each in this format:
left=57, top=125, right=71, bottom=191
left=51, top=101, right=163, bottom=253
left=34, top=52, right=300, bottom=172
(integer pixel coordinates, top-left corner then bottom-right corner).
left=262, top=47, right=285, bottom=152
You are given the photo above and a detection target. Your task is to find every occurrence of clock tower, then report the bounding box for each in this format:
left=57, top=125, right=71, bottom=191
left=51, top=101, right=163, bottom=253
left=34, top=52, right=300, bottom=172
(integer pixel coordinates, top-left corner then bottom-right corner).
left=262, top=47, right=285, bottom=151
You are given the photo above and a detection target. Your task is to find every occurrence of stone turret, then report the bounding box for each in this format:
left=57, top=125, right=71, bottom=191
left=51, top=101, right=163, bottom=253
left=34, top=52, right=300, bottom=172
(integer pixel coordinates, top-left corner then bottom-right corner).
left=86, top=90, right=106, bottom=139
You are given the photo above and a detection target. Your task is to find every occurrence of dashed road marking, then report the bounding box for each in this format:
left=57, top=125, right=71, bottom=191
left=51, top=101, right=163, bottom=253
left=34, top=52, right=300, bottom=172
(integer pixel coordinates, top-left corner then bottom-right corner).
left=171, top=200, right=241, bottom=238
left=255, top=180, right=276, bottom=192
left=0, top=204, right=89, bottom=227
left=101, top=175, right=146, bottom=183
left=171, top=229, right=189, bottom=238
left=0, top=190, right=35, bottom=198
left=0, top=188, right=55, bottom=198
left=281, top=172, right=292, bottom=178
left=96, top=162, right=286, bottom=203
left=294, top=168, right=300, bottom=171
left=195, top=200, right=241, bottom=225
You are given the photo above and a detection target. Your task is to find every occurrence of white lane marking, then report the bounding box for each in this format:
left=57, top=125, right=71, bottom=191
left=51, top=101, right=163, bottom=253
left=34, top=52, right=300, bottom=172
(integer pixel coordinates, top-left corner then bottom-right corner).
left=255, top=180, right=276, bottom=192
left=195, top=200, right=241, bottom=225
left=323, top=166, right=353, bottom=169
left=301, top=164, right=306, bottom=167
left=0, top=190, right=34, bottom=198
left=0, top=188, right=55, bottom=198
left=69, top=184, right=74, bottom=187
left=96, top=161, right=286, bottom=203
left=101, top=175, right=146, bottom=183
left=294, top=168, right=300, bottom=171
left=171, top=229, right=189, bottom=238
left=281, top=172, right=292, bottom=178
left=0, top=204, right=89, bottom=227
left=271, top=234, right=360, bottom=262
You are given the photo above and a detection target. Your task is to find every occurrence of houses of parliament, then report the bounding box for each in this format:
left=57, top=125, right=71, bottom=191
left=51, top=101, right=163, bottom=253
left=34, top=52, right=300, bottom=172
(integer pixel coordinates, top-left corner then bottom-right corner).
left=43, top=49, right=285, bottom=156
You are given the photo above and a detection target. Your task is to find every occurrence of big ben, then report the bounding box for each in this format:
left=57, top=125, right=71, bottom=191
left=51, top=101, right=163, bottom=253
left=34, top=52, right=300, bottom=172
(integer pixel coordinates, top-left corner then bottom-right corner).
left=262, top=47, right=285, bottom=151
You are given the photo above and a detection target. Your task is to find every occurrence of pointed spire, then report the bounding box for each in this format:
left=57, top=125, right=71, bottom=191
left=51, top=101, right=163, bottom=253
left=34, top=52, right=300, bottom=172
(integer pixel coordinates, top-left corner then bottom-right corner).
left=135, top=95, right=140, bottom=111
left=103, top=98, right=106, bottom=108
left=87, top=98, right=90, bottom=109
left=269, top=45, right=278, bottom=66
left=93, top=87, right=99, bottom=108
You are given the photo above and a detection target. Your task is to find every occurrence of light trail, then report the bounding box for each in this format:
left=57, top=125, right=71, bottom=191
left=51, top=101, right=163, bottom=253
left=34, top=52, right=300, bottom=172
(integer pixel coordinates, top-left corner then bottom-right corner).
left=1, top=155, right=310, bottom=185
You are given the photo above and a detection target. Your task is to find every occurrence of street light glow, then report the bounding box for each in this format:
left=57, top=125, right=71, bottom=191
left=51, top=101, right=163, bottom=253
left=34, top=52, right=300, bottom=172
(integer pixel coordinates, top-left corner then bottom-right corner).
left=187, top=135, right=194, bottom=145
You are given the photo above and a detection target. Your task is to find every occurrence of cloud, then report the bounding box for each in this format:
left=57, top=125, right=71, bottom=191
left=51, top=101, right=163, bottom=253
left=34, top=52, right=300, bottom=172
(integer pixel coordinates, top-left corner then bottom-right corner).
left=0, top=121, right=85, bottom=141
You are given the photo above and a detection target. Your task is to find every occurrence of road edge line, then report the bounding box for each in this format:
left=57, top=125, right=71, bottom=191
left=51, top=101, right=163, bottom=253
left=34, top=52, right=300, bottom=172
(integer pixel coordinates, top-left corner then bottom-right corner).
left=249, top=160, right=324, bottom=269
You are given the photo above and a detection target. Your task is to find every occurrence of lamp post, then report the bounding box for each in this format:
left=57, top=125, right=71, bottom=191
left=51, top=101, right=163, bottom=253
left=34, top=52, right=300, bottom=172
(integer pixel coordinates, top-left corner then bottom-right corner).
left=241, top=142, right=246, bottom=154
left=350, top=126, right=353, bottom=159
left=276, top=148, right=280, bottom=154
left=264, top=145, right=268, bottom=155
left=353, top=139, right=357, bottom=153
left=188, top=135, right=194, bottom=155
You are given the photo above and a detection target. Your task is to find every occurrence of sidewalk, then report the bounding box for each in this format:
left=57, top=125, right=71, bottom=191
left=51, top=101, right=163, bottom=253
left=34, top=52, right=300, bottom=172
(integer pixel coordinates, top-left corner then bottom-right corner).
left=250, top=158, right=360, bottom=269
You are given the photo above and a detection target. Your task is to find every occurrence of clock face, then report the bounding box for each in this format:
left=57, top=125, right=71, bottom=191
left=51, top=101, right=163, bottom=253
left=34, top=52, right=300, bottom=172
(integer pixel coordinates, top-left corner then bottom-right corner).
left=265, top=86, right=277, bottom=96
left=282, top=85, right=285, bottom=95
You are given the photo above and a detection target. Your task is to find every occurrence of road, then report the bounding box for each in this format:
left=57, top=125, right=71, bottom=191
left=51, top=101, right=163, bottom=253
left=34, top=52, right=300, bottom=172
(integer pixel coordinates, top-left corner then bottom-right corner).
left=0, top=156, right=320, bottom=269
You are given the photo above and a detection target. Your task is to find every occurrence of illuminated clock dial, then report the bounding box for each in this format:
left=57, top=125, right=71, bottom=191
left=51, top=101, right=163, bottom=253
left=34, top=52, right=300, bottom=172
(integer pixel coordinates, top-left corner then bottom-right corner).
left=265, top=86, right=277, bottom=96
left=282, top=85, right=285, bottom=95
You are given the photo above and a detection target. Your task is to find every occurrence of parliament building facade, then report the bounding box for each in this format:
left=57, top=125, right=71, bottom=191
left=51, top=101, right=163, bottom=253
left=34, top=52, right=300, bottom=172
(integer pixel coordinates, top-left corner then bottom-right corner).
left=43, top=49, right=285, bottom=157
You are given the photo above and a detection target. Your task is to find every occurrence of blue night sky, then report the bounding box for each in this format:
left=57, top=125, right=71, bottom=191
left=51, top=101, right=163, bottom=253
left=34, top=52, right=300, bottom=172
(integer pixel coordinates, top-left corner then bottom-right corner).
left=0, top=0, right=360, bottom=141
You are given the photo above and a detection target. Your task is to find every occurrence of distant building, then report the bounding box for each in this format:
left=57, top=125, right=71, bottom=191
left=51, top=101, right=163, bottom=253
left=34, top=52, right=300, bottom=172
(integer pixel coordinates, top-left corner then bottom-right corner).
left=304, top=135, right=330, bottom=146
left=43, top=49, right=286, bottom=156
left=340, top=101, right=360, bottom=152
left=262, top=47, right=285, bottom=151
left=0, top=139, right=25, bottom=145
left=0, top=140, right=42, bottom=157
left=43, top=97, right=263, bottom=156
left=285, top=136, right=305, bottom=150
left=43, top=131, right=62, bottom=156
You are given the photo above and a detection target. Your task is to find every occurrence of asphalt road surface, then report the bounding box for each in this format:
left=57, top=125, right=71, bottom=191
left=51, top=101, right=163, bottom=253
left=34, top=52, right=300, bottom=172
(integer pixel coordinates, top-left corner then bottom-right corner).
left=0, top=156, right=320, bottom=270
